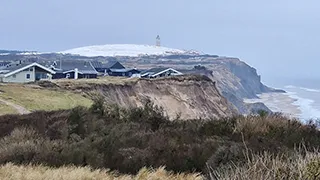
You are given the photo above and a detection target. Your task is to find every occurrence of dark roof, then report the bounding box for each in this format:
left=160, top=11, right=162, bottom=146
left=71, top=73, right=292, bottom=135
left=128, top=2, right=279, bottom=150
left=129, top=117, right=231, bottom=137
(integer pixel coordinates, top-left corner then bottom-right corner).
left=0, top=62, right=33, bottom=73
left=105, top=61, right=118, bottom=68
left=91, top=61, right=125, bottom=69
left=52, top=60, right=97, bottom=74
left=90, top=61, right=103, bottom=68
left=109, top=68, right=140, bottom=73
left=106, top=61, right=125, bottom=69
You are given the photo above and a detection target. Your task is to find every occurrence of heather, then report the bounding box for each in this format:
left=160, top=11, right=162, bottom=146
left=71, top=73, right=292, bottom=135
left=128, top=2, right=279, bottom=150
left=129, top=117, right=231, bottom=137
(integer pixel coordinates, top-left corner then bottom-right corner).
left=0, top=98, right=319, bottom=178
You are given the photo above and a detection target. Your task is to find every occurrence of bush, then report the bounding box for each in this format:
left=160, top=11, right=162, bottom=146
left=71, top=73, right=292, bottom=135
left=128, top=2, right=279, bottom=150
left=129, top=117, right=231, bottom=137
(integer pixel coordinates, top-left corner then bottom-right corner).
left=0, top=102, right=319, bottom=177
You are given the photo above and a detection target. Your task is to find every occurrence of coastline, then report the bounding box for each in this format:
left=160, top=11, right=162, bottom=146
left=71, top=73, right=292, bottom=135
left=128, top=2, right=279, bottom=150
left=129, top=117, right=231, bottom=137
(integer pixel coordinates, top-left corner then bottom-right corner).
left=244, top=92, right=302, bottom=119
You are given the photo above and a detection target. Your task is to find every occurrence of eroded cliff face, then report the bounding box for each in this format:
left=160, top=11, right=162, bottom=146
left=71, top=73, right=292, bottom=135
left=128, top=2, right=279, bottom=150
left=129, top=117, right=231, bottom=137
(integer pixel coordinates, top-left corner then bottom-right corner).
left=54, top=75, right=236, bottom=120
left=177, top=58, right=274, bottom=114
left=207, top=58, right=275, bottom=113
left=209, top=58, right=270, bottom=98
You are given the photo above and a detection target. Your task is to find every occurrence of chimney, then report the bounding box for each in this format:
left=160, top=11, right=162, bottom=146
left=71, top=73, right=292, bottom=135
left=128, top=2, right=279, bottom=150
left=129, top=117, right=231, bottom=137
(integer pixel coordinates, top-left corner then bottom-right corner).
left=74, top=68, right=78, bottom=79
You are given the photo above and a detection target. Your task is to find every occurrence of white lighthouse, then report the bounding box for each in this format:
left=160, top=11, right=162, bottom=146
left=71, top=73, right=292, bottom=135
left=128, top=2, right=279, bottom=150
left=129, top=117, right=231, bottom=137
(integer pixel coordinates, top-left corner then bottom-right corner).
left=156, top=35, right=161, bottom=47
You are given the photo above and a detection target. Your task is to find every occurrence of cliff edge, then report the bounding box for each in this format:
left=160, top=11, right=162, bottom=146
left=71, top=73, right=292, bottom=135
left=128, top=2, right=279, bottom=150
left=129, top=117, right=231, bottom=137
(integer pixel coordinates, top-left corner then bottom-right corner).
left=51, top=75, right=236, bottom=119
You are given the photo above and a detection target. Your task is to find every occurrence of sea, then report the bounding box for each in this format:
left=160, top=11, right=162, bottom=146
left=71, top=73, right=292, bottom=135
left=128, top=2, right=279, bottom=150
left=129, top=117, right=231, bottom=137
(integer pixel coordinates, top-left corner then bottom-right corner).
left=266, top=78, right=320, bottom=122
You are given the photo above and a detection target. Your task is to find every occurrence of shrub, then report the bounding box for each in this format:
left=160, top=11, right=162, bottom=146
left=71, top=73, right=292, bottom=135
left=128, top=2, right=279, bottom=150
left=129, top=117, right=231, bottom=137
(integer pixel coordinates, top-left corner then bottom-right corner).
left=0, top=102, right=319, bottom=177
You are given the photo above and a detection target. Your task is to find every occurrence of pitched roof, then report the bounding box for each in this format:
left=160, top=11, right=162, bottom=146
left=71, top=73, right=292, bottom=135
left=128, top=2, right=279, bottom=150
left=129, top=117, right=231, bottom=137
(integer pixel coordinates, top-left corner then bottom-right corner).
left=104, top=61, right=118, bottom=68
left=141, top=67, right=183, bottom=77
left=0, top=62, right=56, bottom=77
left=90, top=61, right=104, bottom=68
left=90, top=61, right=125, bottom=69
left=109, top=68, right=140, bottom=73
left=52, top=60, right=98, bottom=74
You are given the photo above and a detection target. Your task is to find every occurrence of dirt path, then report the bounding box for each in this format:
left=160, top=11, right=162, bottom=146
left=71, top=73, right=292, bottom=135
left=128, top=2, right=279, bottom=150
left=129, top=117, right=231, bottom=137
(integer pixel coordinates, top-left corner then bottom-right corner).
left=0, top=99, right=30, bottom=114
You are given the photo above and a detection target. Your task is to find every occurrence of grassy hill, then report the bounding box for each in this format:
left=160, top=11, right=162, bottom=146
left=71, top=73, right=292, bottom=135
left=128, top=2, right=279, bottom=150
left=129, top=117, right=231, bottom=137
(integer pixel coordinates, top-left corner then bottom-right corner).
left=0, top=84, right=92, bottom=114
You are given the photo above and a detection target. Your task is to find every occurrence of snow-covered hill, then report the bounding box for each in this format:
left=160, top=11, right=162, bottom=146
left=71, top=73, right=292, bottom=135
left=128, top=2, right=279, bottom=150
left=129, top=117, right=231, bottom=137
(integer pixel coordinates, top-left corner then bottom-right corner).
left=60, top=44, right=201, bottom=57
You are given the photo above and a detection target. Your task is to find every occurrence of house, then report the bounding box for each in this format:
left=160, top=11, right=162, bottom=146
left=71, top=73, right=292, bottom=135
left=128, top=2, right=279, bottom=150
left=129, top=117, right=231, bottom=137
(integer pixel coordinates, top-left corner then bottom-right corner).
left=91, top=60, right=140, bottom=77
left=91, top=61, right=125, bottom=74
left=0, top=62, right=55, bottom=83
left=50, top=60, right=98, bottom=79
left=141, top=67, right=183, bottom=78
left=108, top=68, right=141, bottom=77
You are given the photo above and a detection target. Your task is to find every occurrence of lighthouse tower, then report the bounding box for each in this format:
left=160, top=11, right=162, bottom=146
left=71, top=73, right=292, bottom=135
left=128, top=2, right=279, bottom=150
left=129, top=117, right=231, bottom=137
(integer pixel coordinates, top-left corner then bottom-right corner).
left=156, top=35, right=161, bottom=47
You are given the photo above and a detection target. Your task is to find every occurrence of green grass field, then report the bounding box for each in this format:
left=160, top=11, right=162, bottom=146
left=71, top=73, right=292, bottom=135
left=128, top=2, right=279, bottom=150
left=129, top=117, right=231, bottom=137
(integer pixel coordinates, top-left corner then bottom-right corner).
left=0, top=84, right=92, bottom=114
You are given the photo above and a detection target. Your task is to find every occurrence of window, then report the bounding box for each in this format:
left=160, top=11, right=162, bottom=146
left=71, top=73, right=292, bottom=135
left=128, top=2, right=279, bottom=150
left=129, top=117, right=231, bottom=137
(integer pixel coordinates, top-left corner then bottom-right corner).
left=41, top=74, right=48, bottom=79
left=26, top=74, right=30, bottom=79
left=12, top=74, right=16, bottom=78
left=29, top=68, right=33, bottom=71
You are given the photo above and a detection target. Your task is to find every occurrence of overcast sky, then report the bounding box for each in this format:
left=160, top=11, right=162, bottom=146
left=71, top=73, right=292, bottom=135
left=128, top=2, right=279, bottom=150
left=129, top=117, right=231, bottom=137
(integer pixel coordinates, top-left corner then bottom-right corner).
left=1, top=0, right=319, bottom=84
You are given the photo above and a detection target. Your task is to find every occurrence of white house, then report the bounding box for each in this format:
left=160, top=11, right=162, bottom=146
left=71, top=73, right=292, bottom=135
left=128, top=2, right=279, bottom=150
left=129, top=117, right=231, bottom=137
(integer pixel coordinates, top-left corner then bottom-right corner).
left=0, top=62, right=56, bottom=83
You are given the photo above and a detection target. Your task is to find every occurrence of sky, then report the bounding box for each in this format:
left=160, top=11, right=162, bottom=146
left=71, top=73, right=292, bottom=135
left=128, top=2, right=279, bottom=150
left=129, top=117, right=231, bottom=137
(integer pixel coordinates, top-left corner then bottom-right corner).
left=1, top=0, right=320, bottom=85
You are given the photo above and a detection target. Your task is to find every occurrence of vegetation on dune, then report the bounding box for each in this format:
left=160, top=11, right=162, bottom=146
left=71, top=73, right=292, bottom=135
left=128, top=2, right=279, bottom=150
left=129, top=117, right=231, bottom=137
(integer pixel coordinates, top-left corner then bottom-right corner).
left=0, top=164, right=203, bottom=180
left=53, top=76, right=138, bottom=87
left=211, top=149, right=320, bottom=180
left=0, top=84, right=92, bottom=113
left=0, top=98, right=319, bottom=179
left=51, top=74, right=212, bottom=89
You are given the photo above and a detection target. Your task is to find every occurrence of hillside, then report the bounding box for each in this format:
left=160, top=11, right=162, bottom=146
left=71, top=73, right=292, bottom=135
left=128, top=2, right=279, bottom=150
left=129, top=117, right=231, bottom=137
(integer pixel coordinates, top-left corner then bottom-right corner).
left=0, top=84, right=92, bottom=115
left=49, top=75, right=236, bottom=119
left=60, top=44, right=201, bottom=57
left=0, top=101, right=319, bottom=179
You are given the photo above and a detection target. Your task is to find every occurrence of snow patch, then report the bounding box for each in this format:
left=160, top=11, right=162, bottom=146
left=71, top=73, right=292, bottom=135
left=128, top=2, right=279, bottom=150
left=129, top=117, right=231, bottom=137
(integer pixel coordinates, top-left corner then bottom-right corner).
left=60, top=44, right=201, bottom=57
left=17, top=52, right=42, bottom=55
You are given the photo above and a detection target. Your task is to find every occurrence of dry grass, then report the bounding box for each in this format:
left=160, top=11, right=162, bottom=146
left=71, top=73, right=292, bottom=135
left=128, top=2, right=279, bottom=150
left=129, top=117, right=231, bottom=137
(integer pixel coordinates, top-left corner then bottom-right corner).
left=0, top=164, right=203, bottom=180
left=0, top=84, right=92, bottom=113
left=209, top=148, right=320, bottom=180
left=53, top=76, right=138, bottom=86
left=0, top=102, right=17, bottom=115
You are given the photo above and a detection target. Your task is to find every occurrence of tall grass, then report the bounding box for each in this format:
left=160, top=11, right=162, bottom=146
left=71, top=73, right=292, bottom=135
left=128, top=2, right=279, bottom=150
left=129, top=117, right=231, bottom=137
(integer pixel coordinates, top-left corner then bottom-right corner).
left=0, top=164, right=203, bottom=180
left=209, top=148, right=320, bottom=180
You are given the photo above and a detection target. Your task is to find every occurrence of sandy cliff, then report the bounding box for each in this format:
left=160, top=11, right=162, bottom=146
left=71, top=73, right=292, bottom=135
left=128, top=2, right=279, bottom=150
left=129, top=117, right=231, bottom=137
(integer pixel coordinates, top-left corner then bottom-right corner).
left=52, top=75, right=236, bottom=119
left=122, top=56, right=279, bottom=114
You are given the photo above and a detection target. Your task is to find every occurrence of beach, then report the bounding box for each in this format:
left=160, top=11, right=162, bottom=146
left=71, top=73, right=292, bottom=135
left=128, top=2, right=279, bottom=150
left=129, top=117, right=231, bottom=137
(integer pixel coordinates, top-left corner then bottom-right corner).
left=244, top=92, right=302, bottom=118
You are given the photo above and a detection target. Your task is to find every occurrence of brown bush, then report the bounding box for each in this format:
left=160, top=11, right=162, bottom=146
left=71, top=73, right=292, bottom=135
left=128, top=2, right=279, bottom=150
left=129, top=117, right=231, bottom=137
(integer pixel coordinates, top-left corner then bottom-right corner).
left=0, top=99, right=318, bottom=176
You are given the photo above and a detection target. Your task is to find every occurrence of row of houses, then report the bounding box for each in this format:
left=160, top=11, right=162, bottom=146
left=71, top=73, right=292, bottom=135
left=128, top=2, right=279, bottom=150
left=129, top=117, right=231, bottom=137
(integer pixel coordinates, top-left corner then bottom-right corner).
left=0, top=60, right=183, bottom=83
